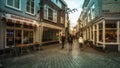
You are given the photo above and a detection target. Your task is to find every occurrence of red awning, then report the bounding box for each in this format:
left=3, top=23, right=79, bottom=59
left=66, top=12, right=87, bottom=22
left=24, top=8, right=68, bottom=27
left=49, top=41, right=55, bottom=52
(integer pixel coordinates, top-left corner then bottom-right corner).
left=6, top=14, right=40, bottom=27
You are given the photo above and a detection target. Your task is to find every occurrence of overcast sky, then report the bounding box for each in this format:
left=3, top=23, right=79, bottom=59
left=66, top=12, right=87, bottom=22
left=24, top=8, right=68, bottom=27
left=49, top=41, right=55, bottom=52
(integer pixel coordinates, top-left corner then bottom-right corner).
left=64, top=0, right=84, bottom=28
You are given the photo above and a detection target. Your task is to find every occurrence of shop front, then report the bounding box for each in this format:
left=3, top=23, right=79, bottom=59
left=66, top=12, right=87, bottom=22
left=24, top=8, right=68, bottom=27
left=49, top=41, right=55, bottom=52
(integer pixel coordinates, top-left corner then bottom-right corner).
left=97, top=20, right=120, bottom=51
left=3, top=14, right=40, bottom=48
left=42, top=23, right=64, bottom=45
left=87, top=19, right=120, bottom=51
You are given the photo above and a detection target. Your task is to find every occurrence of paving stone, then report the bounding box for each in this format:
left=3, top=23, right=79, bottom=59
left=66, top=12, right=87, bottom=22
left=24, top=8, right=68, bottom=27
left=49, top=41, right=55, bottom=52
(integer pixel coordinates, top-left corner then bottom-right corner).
left=2, top=40, right=120, bottom=68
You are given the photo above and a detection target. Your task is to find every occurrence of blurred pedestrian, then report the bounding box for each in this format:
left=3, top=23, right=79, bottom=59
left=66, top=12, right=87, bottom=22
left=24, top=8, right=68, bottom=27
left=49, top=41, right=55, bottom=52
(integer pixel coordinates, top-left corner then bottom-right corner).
left=61, top=33, right=66, bottom=49
left=78, top=36, right=84, bottom=51
left=67, top=34, right=73, bottom=51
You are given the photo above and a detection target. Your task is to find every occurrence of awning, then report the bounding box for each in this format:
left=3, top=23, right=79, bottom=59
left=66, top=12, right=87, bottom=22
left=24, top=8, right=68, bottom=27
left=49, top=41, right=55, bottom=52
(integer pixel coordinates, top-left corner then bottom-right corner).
left=5, top=14, right=40, bottom=27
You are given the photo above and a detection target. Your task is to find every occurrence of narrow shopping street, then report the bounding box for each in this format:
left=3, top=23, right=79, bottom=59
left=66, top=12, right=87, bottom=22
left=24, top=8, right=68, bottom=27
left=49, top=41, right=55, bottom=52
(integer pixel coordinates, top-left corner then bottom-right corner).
left=1, top=40, right=120, bottom=68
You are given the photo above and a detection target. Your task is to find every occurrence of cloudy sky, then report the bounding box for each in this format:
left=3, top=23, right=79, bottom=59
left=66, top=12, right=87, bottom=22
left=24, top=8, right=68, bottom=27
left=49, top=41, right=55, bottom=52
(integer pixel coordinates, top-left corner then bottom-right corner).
left=64, top=0, right=84, bottom=28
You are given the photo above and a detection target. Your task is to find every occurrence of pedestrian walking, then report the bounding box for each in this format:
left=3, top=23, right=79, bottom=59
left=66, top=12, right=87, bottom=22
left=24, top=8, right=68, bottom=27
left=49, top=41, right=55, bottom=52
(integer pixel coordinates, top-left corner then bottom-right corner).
left=61, top=33, right=66, bottom=49
left=78, top=36, right=84, bottom=51
left=67, top=34, right=73, bottom=51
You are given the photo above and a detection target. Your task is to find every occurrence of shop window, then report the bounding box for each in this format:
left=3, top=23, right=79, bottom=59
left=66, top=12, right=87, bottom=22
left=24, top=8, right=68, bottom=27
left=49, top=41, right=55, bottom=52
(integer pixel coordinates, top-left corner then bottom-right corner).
left=15, top=24, right=21, bottom=28
left=23, top=31, right=33, bottom=44
left=99, top=23, right=103, bottom=42
left=29, top=31, right=33, bottom=43
left=105, top=30, right=117, bottom=42
left=105, top=23, right=116, bottom=28
left=99, top=30, right=103, bottom=42
left=29, top=26, right=33, bottom=29
left=6, top=30, right=14, bottom=47
left=23, top=25, right=33, bottom=29
left=91, top=27, right=93, bottom=40
left=23, top=31, right=29, bottom=44
left=15, top=30, right=21, bottom=44
left=105, top=21, right=117, bottom=42
left=7, top=22, right=14, bottom=27
left=42, top=28, right=58, bottom=42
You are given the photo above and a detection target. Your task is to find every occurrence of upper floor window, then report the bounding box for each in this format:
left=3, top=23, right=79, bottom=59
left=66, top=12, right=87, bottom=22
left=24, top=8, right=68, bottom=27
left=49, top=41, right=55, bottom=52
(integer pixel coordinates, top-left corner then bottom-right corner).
left=87, top=10, right=91, bottom=22
left=60, top=17, right=63, bottom=23
left=26, top=0, right=35, bottom=14
left=51, top=0, right=62, bottom=8
left=44, top=4, right=57, bottom=23
left=48, top=8, right=53, bottom=21
left=6, top=0, right=21, bottom=10
left=91, top=4, right=95, bottom=20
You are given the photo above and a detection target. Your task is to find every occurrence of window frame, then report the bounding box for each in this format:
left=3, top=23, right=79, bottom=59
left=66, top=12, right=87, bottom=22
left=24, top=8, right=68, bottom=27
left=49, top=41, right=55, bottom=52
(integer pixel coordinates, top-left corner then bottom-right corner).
left=26, top=0, right=35, bottom=15
left=6, top=0, right=21, bottom=10
left=44, top=4, right=57, bottom=23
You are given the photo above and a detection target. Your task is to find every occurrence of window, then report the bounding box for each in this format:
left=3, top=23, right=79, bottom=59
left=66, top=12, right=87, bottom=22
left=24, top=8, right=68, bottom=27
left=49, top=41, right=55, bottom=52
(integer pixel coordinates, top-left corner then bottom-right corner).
left=98, top=23, right=103, bottom=42
left=60, top=17, right=63, bottom=23
left=44, top=5, right=57, bottom=22
left=26, top=0, right=35, bottom=14
left=6, top=30, right=14, bottom=46
left=42, top=27, right=58, bottom=42
left=7, top=22, right=14, bottom=27
left=15, top=30, right=22, bottom=44
left=91, top=4, right=95, bottom=20
left=51, top=0, right=62, bottom=8
left=53, top=10, right=57, bottom=22
left=44, top=5, right=48, bottom=19
left=6, top=23, right=34, bottom=48
left=48, top=8, right=53, bottom=21
left=88, top=10, right=91, bottom=22
left=6, top=0, right=20, bottom=10
left=23, top=31, right=33, bottom=44
left=105, top=20, right=117, bottom=42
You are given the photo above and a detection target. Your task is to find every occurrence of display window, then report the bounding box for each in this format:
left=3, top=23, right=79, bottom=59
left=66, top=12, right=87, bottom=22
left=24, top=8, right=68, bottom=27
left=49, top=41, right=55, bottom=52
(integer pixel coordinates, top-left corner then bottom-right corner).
left=15, top=30, right=22, bottom=44
left=6, top=23, right=34, bottom=47
left=98, top=23, right=103, bottom=42
left=105, top=21, right=117, bottom=42
left=105, top=30, right=117, bottom=42
left=7, top=22, right=14, bottom=27
left=42, top=27, right=58, bottom=42
left=23, top=31, right=33, bottom=44
left=6, top=29, right=14, bottom=46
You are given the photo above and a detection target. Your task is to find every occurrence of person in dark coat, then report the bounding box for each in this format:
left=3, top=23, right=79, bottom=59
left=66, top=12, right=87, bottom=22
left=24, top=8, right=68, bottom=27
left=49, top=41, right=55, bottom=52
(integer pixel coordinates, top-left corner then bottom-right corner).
left=61, top=33, right=66, bottom=49
left=67, top=34, right=74, bottom=51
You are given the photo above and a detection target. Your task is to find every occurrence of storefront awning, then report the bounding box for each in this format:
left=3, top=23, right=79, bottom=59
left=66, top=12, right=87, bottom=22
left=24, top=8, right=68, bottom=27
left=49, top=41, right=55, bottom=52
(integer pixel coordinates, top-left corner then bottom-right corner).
left=5, top=14, right=40, bottom=27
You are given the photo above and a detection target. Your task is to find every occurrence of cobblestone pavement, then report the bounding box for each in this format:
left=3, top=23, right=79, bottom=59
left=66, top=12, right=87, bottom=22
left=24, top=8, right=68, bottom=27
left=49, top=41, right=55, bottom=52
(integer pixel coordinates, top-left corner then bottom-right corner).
left=1, top=40, right=120, bottom=68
